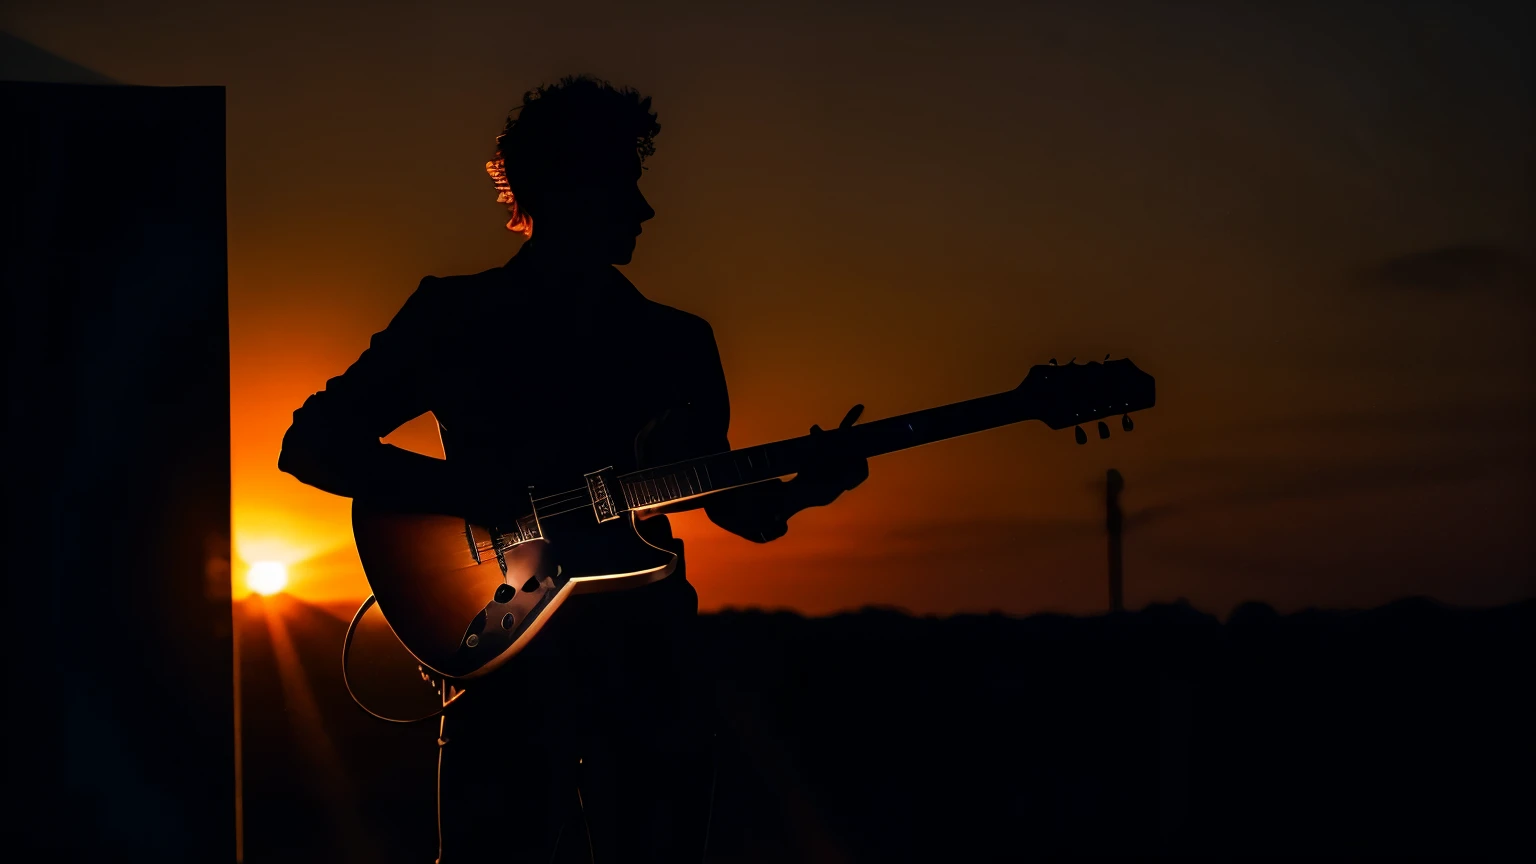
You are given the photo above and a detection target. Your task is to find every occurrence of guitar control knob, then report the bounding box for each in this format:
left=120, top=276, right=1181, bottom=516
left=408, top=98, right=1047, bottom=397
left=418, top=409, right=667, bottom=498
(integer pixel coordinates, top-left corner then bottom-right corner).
left=463, top=610, right=487, bottom=649
left=494, top=583, right=515, bottom=603
left=1074, top=425, right=1087, bottom=445
left=1097, top=421, right=1110, bottom=440
left=1122, top=414, right=1134, bottom=432
left=501, top=612, right=515, bottom=630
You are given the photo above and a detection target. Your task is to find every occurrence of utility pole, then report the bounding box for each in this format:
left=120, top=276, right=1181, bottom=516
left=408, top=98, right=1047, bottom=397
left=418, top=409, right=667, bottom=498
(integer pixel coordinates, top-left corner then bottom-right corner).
left=1107, top=469, right=1124, bottom=612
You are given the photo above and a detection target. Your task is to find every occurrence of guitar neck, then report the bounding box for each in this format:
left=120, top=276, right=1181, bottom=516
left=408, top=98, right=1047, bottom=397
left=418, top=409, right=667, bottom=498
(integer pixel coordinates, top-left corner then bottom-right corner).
left=618, top=388, right=1037, bottom=511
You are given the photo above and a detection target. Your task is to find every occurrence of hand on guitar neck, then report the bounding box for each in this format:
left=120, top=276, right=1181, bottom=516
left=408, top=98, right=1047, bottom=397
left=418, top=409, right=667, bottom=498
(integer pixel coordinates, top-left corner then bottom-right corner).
left=635, top=403, right=870, bottom=533
left=785, top=403, right=870, bottom=509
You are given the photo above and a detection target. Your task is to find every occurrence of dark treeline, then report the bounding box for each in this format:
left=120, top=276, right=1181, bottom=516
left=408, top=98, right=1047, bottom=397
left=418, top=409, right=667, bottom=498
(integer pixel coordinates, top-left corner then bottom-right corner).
left=240, top=596, right=1533, bottom=861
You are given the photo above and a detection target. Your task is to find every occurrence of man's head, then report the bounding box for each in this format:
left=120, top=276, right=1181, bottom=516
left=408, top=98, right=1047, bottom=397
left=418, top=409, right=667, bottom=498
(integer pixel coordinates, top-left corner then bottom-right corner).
left=489, top=75, right=660, bottom=265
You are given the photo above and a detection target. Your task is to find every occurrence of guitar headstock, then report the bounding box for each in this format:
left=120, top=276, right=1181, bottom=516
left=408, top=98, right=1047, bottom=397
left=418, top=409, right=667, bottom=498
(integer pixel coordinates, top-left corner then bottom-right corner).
left=1017, top=357, right=1156, bottom=438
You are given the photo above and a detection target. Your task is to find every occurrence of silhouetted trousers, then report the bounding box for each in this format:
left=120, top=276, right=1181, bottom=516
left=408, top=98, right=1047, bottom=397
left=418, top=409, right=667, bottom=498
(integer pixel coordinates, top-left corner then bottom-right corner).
left=436, top=566, right=714, bottom=863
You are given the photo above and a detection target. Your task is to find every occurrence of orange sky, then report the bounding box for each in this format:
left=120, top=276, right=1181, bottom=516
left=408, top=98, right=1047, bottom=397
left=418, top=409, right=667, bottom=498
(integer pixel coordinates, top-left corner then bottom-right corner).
left=8, top=0, right=1532, bottom=615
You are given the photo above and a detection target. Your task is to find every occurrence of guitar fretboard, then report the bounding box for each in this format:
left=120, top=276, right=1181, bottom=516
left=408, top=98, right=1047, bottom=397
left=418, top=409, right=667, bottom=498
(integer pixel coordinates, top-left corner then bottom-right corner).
left=618, top=388, right=1039, bottom=511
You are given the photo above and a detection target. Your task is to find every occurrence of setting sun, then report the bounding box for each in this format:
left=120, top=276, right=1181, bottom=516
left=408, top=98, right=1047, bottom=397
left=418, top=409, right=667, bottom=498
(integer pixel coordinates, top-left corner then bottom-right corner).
left=248, top=561, right=289, bottom=596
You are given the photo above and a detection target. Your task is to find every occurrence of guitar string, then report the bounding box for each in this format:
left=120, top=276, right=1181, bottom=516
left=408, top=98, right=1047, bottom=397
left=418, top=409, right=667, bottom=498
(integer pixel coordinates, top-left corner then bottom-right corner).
left=517, top=437, right=885, bottom=523
left=514, top=482, right=746, bottom=524
left=530, top=486, right=587, bottom=504
left=503, top=413, right=1124, bottom=530
left=519, top=420, right=929, bottom=505
left=511, top=401, right=1120, bottom=505
left=489, top=474, right=720, bottom=529
left=525, top=464, right=749, bottom=509
left=527, top=459, right=749, bottom=511
left=502, top=436, right=1000, bottom=528
left=528, top=491, right=590, bottom=510
left=488, top=482, right=780, bottom=552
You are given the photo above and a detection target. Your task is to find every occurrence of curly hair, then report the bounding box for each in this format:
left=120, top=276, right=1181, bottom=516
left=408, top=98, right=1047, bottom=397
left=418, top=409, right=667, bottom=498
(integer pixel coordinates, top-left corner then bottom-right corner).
left=485, top=75, right=661, bottom=238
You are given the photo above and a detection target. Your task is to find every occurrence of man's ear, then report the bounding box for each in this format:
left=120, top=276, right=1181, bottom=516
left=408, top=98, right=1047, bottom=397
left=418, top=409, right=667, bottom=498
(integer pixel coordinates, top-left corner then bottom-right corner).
left=509, top=182, right=543, bottom=220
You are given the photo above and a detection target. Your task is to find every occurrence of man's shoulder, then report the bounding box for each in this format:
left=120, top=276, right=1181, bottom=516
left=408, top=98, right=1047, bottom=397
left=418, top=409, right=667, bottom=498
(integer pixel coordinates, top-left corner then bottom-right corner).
left=638, top=297, right=715, bottom=341
left=394, top=264, right=508, bottom=325
left=410, top=262, right=717, bottom=347
left=416, top=264, right=506, bottom=298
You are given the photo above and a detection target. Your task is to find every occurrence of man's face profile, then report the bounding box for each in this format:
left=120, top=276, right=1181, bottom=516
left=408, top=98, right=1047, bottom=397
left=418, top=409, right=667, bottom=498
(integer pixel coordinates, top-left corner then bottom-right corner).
left=531, top=150, right=654, bottom=265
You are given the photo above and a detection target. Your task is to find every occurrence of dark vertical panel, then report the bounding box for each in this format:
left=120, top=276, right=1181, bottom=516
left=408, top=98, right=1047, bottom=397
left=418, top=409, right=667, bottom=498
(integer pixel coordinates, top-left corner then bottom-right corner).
left=2, top=81, right=233, bottom=860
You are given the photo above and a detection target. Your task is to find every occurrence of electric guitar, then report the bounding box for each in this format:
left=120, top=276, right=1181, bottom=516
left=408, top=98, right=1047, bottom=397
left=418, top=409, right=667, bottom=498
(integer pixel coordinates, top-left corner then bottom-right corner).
left=352, top=358, right=1155, bottom=681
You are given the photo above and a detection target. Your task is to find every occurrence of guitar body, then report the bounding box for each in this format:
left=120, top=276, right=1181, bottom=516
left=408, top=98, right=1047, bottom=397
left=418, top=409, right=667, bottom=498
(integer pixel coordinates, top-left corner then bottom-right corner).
left=352, top=501, right=676, bottom=681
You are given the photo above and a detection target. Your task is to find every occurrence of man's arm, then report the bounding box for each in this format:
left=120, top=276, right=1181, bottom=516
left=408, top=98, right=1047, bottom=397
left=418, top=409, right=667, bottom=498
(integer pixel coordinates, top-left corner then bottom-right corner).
left=278, top=276, right=485, bottom=519
left=684, top=321, right=867, bottom=543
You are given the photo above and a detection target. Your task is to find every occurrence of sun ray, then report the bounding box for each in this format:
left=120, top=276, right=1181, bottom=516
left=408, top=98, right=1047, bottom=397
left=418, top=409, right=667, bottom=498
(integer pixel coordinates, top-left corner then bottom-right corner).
left=259, top=597, right=376, bottom=857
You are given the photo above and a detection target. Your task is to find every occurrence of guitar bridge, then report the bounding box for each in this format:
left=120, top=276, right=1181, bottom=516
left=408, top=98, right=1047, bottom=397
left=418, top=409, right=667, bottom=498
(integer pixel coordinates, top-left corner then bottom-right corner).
left=584, top=467, right=624, bottom=522
left=463, top=521, right=496, bottom=564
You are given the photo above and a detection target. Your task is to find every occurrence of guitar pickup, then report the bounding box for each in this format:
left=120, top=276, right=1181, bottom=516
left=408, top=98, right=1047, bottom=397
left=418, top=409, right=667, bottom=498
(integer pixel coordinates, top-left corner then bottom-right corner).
left=584, top=467, right=624, bottom=523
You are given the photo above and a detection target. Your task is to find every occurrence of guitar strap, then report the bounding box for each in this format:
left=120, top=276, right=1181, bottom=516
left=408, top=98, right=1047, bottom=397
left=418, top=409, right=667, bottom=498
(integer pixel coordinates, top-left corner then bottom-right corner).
left=341, top=594, right=467, bottom=723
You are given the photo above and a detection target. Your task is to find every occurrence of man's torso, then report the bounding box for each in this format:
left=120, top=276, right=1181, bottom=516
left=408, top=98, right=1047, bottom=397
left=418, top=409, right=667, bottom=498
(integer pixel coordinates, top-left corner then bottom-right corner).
left=417, top=254, right=720, bottom=494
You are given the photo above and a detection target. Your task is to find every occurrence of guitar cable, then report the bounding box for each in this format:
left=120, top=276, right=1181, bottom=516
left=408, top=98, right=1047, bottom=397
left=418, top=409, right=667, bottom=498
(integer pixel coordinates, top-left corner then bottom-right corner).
left=342, top=594, right=467, bottom=724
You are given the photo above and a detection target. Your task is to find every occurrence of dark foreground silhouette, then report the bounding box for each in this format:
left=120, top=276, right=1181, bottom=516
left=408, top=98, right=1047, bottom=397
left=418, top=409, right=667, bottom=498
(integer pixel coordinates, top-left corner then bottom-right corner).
left=239, top=594, right=1531, bottom=861
left=276, top=74, right=871, bottom=861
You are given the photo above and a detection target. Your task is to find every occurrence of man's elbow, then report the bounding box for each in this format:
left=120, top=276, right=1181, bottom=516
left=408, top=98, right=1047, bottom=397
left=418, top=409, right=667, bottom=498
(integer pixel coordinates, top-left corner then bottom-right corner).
left=277, top=400, right=347, bottom=491
left=277, top=418, right=321, bottom=483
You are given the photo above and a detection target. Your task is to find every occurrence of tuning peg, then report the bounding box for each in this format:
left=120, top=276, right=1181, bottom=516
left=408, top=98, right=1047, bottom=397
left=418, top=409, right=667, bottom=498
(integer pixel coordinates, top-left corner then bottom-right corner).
left=1049, top=358, right=1058, bottom=366
left=1121, top=414, right=1134, bottom=432
left=1074, top=425, right=1087, bottom=445
left=1097, top=421, right=1110, bottom=439
left=1069, top=357, right=1077, bottom=365
left=1104, top=353, right=1111, bottom=361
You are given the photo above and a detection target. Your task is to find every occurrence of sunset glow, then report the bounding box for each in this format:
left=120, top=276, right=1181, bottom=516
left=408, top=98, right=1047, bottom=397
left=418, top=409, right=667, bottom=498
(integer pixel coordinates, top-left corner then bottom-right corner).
left=248, top=561, right=289, bottom=596
left=170, top=3, right=1531, bottom=619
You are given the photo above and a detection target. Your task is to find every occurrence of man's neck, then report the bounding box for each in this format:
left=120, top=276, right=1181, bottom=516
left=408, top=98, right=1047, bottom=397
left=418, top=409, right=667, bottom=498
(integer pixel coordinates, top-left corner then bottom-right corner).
left=518, top=237, right=612, bottom=271
left=509, top=240, right=643, bottom=305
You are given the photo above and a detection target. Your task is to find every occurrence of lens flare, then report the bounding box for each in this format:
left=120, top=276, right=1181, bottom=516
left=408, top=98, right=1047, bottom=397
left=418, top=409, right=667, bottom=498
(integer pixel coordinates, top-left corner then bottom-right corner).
left=248, top=561, right=289, bottom=596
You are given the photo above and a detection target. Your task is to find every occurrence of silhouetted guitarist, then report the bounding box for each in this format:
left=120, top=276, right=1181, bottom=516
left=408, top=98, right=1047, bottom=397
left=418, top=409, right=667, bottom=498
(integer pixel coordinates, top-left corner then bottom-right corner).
left=278, top=75, right=868, bottom=863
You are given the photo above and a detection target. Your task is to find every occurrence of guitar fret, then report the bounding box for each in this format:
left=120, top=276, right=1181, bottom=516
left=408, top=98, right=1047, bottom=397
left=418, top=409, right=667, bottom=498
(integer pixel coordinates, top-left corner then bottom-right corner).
left=619, top=468, right=713, bottom=509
